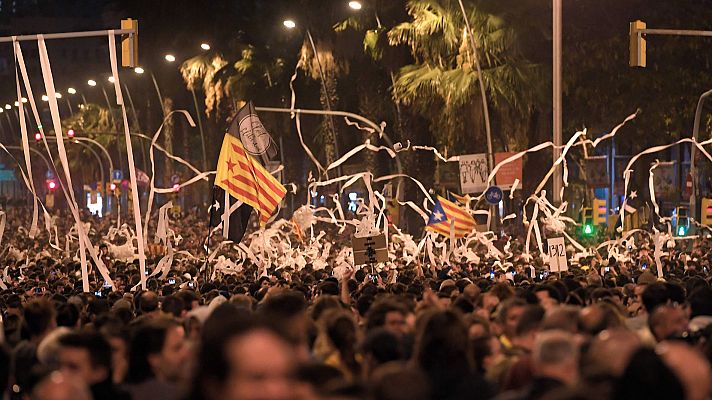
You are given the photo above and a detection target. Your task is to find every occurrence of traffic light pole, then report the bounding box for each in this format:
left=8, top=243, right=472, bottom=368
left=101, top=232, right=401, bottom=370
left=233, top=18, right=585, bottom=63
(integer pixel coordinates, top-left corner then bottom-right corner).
left=690, top=89, right=712, bottom=226
left=629, top=21, right=712, bottom=226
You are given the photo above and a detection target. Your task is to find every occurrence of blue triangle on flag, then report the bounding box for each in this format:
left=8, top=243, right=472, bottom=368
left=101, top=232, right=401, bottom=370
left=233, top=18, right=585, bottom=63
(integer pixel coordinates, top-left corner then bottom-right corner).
left=427, top=200, right=448, bottom=226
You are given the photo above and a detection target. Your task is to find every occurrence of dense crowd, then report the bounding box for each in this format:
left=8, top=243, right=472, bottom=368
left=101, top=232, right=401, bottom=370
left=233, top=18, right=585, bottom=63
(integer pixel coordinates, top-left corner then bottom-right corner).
left=1, top=206, right=712, bottom=400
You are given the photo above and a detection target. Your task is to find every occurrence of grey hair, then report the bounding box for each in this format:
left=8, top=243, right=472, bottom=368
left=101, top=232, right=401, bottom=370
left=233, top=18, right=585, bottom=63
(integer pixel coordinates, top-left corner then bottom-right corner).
left=533, top=330, right=578, bottom=366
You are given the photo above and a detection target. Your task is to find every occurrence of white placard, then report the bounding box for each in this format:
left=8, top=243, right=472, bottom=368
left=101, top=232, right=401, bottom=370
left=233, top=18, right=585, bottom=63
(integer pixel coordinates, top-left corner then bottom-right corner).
left=547, top=237, right=568, bottom=272
left=459, top=153, right=489, bottom=194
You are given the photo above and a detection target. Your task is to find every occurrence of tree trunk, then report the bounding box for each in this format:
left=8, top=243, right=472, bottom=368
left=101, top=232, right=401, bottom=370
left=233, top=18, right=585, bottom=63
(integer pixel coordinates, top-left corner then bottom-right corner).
left=163, top=97, right=175, bottom=190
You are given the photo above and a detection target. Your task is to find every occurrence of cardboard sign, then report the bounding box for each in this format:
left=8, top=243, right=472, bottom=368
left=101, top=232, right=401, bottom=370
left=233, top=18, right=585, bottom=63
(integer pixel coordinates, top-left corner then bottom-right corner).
left=352, top=234, right=388, bottom=265
left=547, top=237, right=568, bottom=272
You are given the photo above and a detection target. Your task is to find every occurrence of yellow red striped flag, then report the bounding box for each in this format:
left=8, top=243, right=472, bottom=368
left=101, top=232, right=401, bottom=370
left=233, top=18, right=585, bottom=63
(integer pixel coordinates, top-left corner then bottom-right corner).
left=215, top=133, right=286, bottom=225
left=426, top=196, right=476, bottom=238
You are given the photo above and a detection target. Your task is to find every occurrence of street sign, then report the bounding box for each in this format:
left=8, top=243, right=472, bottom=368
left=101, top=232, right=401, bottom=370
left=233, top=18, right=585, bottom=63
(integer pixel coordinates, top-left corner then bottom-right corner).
left=547, top=237, right=568, bottom=272
left=112, top=169, right=123, bottom=182
left=352, top=234, right=388, bottom=265
left=484, top=186, right=503, bottom=205
left=493, top=152, right=523, bottom=189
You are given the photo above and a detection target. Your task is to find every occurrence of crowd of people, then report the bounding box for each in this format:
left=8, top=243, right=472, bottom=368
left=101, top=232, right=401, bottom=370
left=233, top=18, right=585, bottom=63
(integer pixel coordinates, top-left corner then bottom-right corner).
left=1, top=206, right=712, bottom=400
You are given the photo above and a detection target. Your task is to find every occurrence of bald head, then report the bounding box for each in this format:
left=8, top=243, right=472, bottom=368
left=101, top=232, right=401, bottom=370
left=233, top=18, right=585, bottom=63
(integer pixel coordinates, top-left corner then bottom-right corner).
left=658, top=342, right=712, bottom=400
left=139, top=291, right=159, bottom=313
left=32, top=372, right=92, bottom=400
left=585, top=329, right=642, bottom=377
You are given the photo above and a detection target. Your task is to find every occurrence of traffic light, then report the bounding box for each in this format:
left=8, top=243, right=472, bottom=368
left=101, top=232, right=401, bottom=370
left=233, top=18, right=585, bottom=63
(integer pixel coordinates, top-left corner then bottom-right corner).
left=592, top=198, right=608, bottom=225
left=67, top=128, right=75, bottom=138
left=34, top=132, right=41, bottom=141
left=629, top=20, right=647, bottom=67
left=581, top=207, right=594, bottom=236
left=701, top=198, right=712, bottom=226
left=46, top=179, right=56, bottom=191
left=172, top=183, right=180, bottom=192
left=121, top=19, right=139, bottom=68
left=675, top=206, right=689, bottom=236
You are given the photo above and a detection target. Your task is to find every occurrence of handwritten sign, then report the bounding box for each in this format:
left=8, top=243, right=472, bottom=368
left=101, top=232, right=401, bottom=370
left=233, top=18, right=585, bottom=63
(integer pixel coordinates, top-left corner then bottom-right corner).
left=459, top=154, right=489, bottom=193
left=547, top=237, right=568, bottom=272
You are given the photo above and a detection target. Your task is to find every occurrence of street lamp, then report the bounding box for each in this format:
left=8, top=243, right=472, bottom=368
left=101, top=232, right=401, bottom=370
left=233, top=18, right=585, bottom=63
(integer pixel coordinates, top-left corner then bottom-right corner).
left=164, top=54, right=176, bottom=62
left=134, top=67, right=145, bottom=74
left=67, top=87, right=77, bottom=94
left=88, top=79, right=97, bottom=87
left=348, top=1, right=362, bottom=10
left=4, top=104, right=10, bottom=110
left=200, top=43, right=210, bottom=50
left=41, top=95, right=49, bottom=102
left=282, top=19, right=340, bottom=173
left=108, top=76, right=115, bottom=83
left=55, top=92, right=62, bottom=98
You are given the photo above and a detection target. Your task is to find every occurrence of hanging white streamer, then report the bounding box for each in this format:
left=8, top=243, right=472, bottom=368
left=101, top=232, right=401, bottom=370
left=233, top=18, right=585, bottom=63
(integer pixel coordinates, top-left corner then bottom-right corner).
left=108, top=31, right=147, bottom=288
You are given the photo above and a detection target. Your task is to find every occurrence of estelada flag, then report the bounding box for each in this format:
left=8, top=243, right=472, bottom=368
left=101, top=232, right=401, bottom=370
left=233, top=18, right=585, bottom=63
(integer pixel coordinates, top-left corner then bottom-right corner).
left=209, top=185, right=254, bottom=243
left=426, top=196, right=476, bottom=238
left=215, top=130, right=286, bottom=225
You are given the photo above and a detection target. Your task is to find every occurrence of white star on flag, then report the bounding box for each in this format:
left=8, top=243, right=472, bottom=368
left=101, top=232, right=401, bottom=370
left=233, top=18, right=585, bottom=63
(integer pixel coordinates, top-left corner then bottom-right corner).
left=433, top=210, right=444, bottom=221
left=630, top=191, right=638, bottom=199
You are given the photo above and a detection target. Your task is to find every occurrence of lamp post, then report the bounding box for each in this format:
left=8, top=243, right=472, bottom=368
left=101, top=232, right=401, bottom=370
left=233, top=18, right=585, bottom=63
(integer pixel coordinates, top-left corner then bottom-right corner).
left=552, top=0, right=563, bottom=203
left=283, top=19, right=341, bottom=176
left=456, top=0, right=494, bottom=173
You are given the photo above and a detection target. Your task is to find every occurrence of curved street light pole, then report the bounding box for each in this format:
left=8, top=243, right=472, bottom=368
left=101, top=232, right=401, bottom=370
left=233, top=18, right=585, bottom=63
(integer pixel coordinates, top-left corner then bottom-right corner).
left=689, top=88, right=712, bottom=223
left=5, top=145, right=52, bottom=171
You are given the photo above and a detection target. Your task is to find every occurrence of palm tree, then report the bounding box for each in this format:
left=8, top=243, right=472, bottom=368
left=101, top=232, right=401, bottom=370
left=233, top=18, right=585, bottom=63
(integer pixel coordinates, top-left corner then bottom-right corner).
left=386, top=0, right=541, bottom=154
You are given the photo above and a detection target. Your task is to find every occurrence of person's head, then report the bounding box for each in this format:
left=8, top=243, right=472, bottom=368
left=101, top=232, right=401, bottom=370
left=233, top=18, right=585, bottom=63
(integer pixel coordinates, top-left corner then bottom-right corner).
left=57, top=332, right=112, bottom=386
left=495, top=297, right=526, bottom=339
left=689, top=287, right=712, bottom=319
left=578, top=303, right=624, bottom=336
left=413, top=310, right=471, bottom=374
left=258, top=290, right=308, bottom=347
left=658, top=341, right=712, bottom=400
left=361, top=328, right=402, bottom=377
left=138, top=291, right=159, bottom=314
left=161, top=295, right=186, bottom=318
left=535, top=284, right=562, bottom=309
left=512, top=304, right=544, bottom=351
left=614, top=347, right=685, bottom=400
left=55, top=303, right=80, bottom=328
left=649, top=305, right=689, bottom=342
left=532, top=330, right=579, bottom=386
left=23, top=298, right=56, bottom=340
left=31, top=371, right=92, bottom=400
left=0, top=344, right=10, bottom=397
left=126, top=317, right=187, bottom=384
left=366, top=299, right=408, bottom=338
left=191, top=314, right=296, bottom=400
left=369, top=363, right=430, bottom=400
left=584, top=329, right=642, bottom=378
left=642, top=282, right=676, bottom=314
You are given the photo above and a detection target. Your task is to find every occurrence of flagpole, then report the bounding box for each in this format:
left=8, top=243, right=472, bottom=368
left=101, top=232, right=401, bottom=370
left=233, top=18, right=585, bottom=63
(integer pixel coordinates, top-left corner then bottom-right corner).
left=204, top=185, right=217, bottom=281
